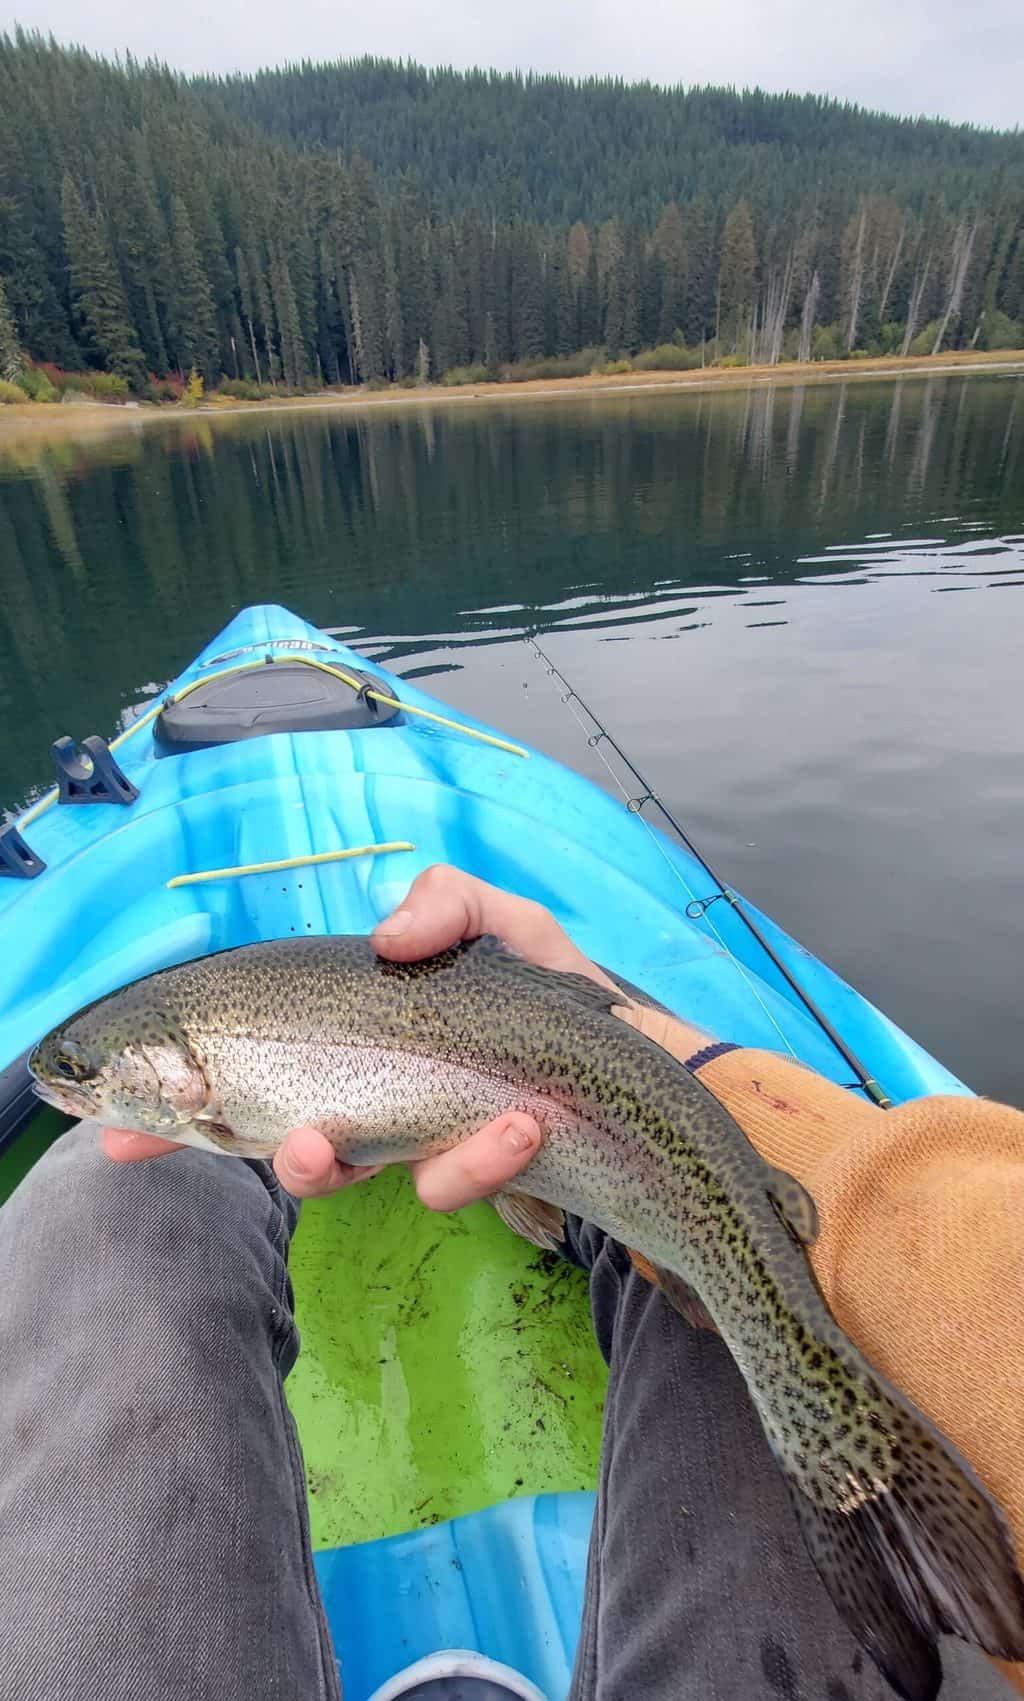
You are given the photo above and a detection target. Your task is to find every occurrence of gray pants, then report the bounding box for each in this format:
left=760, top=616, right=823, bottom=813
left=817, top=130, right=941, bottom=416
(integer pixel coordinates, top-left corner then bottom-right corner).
left=0, top=1125, right=1010, bottom=1700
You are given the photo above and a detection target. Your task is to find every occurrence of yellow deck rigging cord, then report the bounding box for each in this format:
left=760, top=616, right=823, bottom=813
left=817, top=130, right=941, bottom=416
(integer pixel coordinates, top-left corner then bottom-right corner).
left=16, top=650, right=528, bottom=835
left=166, top=842, right=416, bottom=890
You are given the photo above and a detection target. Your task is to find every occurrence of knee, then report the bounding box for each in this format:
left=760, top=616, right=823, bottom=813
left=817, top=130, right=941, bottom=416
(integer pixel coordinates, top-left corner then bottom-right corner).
left=1, top=1123, right=293, bottom=1348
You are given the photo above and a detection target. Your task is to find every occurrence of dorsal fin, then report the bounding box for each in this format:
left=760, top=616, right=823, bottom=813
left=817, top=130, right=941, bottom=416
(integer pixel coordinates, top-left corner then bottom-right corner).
left=464, top=935, right=628, bottom=1013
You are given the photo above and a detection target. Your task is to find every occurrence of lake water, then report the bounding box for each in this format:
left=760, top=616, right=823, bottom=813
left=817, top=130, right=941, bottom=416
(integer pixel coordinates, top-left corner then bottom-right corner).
left=1, top=373, right=1022, bottom=1103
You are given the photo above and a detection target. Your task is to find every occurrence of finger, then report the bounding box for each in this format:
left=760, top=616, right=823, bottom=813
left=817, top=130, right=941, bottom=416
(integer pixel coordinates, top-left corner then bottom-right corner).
left=102, top=1127, right=183, bottom=1162
left=372, top=863, right=617, bottom=987
left=274, top=1125, right=383, bottom=1200
left=410, top=1111, right=542, bottom=1213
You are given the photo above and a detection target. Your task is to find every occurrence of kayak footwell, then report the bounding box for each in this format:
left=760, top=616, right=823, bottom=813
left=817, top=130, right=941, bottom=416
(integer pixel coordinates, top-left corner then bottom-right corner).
left=314, top=1492, right=595, bottom=1701
left=287, top=1169, right=607, bottom=1553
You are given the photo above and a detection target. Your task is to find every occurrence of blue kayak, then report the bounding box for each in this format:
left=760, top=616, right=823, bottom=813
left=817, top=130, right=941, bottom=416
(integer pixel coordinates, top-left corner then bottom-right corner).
left=0, top=603, right=970, bottom=1699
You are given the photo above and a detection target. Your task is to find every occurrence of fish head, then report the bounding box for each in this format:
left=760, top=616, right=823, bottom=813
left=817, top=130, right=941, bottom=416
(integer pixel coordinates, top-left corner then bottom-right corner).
left=29, top=987, right=215, bottom=1137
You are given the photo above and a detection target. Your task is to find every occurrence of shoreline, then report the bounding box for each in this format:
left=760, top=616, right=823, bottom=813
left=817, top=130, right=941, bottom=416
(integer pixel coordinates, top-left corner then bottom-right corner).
left=1, top=350, right=1022, bottom=442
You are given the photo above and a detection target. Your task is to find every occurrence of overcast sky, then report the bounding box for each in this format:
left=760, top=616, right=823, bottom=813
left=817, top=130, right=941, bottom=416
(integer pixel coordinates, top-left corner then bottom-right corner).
left=4, top=0, right=1023, bottom=131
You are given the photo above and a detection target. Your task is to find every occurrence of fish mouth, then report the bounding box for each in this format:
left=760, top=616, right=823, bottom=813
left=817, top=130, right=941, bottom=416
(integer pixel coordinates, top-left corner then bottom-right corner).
left=31, top=1078, right=98, bottom=1118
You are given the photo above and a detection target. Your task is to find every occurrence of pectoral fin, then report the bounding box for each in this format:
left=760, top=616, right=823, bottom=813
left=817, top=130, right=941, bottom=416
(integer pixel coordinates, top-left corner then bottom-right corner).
left=643, top=1259, right=719, bottom=1333
left=492, top=1189, right=567, bottom=1254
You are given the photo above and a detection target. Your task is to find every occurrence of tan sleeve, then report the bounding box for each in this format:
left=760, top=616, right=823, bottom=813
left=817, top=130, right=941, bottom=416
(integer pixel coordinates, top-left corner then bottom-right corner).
left=614, top=1006, right=1024, bottom=1694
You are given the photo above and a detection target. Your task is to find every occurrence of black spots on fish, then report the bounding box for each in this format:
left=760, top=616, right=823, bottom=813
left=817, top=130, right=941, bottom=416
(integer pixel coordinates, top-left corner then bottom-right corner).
left=760, top=1637, right=797, bottom=1697
left=827, top=1683, right=854, bottom=1701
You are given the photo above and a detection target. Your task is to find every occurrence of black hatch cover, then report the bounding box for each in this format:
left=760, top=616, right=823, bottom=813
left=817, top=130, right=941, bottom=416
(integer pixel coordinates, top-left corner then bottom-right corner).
left=154, top=662, right=400, bottom=753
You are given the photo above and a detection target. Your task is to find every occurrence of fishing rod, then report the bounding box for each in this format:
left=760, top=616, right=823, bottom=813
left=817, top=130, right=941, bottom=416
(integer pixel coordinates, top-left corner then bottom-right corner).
left=527, top=636, right=892, bottom=1108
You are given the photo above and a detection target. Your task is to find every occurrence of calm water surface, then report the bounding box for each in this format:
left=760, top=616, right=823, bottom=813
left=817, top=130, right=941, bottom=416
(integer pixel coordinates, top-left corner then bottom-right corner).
left=1, top=374, right=1022, bottom=1102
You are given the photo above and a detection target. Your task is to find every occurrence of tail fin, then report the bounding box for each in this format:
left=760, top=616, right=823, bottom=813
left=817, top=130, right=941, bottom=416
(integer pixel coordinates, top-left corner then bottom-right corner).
left=787, top=1370, right=1024, bottom=1701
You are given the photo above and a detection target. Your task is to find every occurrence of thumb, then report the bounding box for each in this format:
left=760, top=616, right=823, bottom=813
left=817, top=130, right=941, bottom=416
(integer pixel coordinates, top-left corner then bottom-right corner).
left=410, top=1112, right=542, bottom=1212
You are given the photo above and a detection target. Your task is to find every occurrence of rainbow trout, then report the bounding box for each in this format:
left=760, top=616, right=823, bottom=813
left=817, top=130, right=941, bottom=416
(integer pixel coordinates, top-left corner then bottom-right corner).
left=29, top=935, right=1024, bottom=1699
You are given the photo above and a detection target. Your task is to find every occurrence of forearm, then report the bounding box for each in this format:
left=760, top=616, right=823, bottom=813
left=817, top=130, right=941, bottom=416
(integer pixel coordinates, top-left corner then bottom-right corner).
left=615, top=1002, right=1024, bottom=1695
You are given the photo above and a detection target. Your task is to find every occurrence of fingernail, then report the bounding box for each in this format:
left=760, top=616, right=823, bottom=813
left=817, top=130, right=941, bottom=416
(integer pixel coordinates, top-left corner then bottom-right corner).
left=285, top=1146, right=313, bottom=1178
left=502, top=1120, right=535, bottom=1154
left=374, top=908, right=413, bottom=939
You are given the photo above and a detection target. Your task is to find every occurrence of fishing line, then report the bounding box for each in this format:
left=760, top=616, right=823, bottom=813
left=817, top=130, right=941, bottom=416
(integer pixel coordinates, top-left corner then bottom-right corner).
left=542, top=655, right=799, bottom=1062
left=526, top=635, right=891, bottom=1106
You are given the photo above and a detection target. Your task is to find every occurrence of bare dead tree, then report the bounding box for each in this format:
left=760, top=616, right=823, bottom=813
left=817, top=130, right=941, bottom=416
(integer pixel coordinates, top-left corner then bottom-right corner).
left=900, top=251, right=932, bottom=354
left=246, top=317, right=262, bottom=385
left=797, top=270, right=820, bottom=363
left=347, top=272, right=366, bottom=380
left=754, top=245, right=796, bottom=365
left=932, top=220, right=978, bottom=355
left=877, top=223, right=906, bottom=325
left=845, top=205, right=867, bottom=352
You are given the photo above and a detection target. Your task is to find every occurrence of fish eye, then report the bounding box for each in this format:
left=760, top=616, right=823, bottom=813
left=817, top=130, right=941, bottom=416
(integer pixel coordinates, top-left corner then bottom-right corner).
left=54, top=1047, right=91, bottom=1082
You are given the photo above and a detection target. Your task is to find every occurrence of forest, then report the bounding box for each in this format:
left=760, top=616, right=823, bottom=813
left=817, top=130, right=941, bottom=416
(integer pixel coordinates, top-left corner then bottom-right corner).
left=1, top=34, right=1022, bottom=402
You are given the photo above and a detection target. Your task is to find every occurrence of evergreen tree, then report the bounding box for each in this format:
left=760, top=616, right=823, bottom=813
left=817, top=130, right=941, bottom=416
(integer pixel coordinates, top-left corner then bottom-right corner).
left=619, top=236, right=642, bottom=354
left=510, top=228, right=545, bottom=361
left=348, top=264, right=384, bottom=379
left=168, top=195, right=219, bottom=382
left=109, top=144, right=171, bottom=373
left=269, top=242, right=307, bottom=388
left=654, top=202, right=687, bottom=342
left=487, top=224, right=512, bottom=364
left=566, top=220, right=591, bottom=345
left=462, top=218, right=488, bottom=368
left=61, top=174, right=145, bottom=387
left=581, top=244, right=601, bottom=348
left=1001, top=224, right=1024, bottom=322
left=396, top=193, right=431, bottom=375
left=0, top=274, right=23, bottom=382
left=599, top=217, right=625, bottom=353
left=547, top=234, right=575, bottom=356
left=235, top=244, right=263, bottom=381
left=717, top=199, right=757, bottom=353
left=683, top=199, right=713, bottom=346
left=382, top=233, right=404, bottom=378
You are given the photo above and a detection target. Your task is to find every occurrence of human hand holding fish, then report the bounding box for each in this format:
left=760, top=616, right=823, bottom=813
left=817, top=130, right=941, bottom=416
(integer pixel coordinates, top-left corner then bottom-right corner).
left=32, top=864, right=1024, bottom=1700
left=100, top=862, right=616, bottom=1204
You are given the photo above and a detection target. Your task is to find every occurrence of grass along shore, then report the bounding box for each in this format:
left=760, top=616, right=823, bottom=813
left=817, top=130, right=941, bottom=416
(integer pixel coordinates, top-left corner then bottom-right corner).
left=1, top=348, right=1022, bottom=443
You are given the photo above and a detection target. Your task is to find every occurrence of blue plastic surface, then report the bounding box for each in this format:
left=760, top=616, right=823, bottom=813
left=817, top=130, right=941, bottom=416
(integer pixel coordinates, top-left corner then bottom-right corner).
left=315, top=1493, right=595, bottom=1701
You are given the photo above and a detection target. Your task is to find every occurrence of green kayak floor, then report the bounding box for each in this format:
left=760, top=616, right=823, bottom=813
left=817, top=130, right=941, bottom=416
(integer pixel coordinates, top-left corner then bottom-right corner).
left=289, top=1168, right=606, bottom=1548
left=1, top=1124, right=607, bottom=1549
